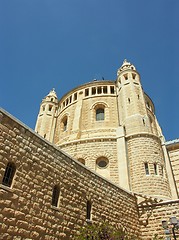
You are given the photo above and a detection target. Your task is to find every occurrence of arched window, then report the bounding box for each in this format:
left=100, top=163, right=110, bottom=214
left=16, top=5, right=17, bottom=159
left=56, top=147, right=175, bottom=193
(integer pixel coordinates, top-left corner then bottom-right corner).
left=144, top=162, right=149, bottom=175
left=78, top=158, right=85, bottom=165
left=2, top=162, right=16, bottom=187
left=86, top=200, right=92, bottom=221
left=52, top=185, right=60, bottom=207
left=61, top=116, right=68, bottom=131
left=96, top=108, right=104, bottom=121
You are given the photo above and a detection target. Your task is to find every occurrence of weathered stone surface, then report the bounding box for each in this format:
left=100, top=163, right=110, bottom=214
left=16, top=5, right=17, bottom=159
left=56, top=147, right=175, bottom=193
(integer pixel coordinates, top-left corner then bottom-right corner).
left=139, top=200, right=179, bottom=239
left=0, top=109, right=140, bottom=239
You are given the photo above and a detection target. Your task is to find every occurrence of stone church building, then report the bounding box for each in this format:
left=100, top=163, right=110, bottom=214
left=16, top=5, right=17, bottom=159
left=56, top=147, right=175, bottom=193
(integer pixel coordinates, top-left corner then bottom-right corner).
left=0, top=60, right=179, bottom=239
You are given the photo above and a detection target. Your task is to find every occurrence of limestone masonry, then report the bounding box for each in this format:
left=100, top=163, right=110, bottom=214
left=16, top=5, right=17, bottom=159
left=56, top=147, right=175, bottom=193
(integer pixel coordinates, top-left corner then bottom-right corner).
left=0, top=60, right=179, bottom=239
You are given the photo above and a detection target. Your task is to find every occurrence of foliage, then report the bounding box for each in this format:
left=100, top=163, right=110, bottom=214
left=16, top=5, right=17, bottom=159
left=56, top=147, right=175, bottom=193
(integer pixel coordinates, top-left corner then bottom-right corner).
left=152, top=234, right=164, bottom=240
left=73, top=222, right=140, bottom=240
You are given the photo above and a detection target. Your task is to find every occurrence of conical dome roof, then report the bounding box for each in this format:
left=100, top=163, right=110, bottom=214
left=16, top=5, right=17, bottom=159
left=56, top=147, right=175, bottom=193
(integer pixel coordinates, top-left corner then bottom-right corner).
left=117, top=59, right=136, bottom=76
left=46, top=88, right=57, bottom=98
left=42, top=88, right=58, bottom=103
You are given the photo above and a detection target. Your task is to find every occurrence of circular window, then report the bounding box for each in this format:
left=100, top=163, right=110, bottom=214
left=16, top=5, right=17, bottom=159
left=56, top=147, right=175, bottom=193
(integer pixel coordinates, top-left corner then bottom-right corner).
left=96, top=158, right=109, bottom=168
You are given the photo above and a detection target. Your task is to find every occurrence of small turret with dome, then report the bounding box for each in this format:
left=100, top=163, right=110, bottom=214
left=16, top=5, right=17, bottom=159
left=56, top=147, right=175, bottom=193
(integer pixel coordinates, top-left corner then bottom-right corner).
left=117, top=59, right=136, bottom=75
left=42, top=88, right=58, bottom=104
left=35, top=89, right=58, bottom=142
left=116, top=59, right=172, bottom=199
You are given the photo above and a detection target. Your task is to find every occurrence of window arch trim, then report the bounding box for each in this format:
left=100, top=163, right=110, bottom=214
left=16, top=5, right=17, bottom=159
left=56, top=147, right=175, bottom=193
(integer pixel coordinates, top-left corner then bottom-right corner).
left=90, top=101, right=109, bottom=110
left=96, top=157, right=109, bottom=169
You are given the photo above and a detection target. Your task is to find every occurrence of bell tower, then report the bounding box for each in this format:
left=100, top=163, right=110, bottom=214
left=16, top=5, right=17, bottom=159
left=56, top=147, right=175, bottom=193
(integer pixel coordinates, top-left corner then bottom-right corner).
left=117, top=59, right=150, bottom=135
left=116, top=60, right=172, bottom=199
left=35, top=89, right=58, bottom=142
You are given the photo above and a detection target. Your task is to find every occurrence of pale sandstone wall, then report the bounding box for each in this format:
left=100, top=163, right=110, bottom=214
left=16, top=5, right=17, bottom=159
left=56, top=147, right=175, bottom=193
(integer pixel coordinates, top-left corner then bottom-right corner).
left=0, top=109, right=140, bottom=240
left=127, top=135, right=171, bottom=199
left=54, top=81, right=118, bottom=145
left=139, top=200, right=179, bottom=239
left=35, top=90, right=58, bottom=142
left=167, top=144, right=179, bottom=191
left=59, top=139, right=119, bottom=185
left=80, top=95, right=118, bottom=136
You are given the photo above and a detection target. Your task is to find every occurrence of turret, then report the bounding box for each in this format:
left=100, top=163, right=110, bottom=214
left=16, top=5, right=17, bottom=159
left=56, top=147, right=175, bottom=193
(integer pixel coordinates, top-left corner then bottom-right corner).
left=35, top=89, right=58, bottom=142
left=117, top=59, right=150, bottom=135
left=116, top=60, right=172, bottom=199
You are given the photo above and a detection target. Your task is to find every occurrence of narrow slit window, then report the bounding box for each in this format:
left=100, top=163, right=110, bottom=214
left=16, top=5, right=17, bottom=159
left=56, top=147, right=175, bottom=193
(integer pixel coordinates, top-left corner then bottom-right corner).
left=124, top=74, right=128, bottom=80
left=154, top=163, right=158, bottom=175
left=69, top=96, right=72, bottom=103
left=128, top=98, right=130, bottom=103
left=52, top=185, right=60, bottom=207
left=49, top=105, right=52, bottom=111
left=161, top=166, right=164, bottom=176
left=74, top=93, right=77, bottom=101
left=103, top=86, right=107, bottom=94
left=132, top=73, right=136, bottom=79
left=85, top=89, right=89, bottom=96
left=62, top=117, right=68, bottom=131
left=86, top=200, right=92, bottom=221
left=66, top=99, right=69, bottom=106
left=97, top=87, right=102, bottom=94
left=92, top=87, right=96, bottom=95
left=144, top=162, right=149, bottom=175
left=2, top=162, right=16, bottom=187
left=110, top=86, right=115, bottom=94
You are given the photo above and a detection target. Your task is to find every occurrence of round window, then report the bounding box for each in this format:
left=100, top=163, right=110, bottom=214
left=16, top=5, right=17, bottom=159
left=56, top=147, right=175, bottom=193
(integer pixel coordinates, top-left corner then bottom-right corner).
left=97, top=158, right=109, bottom=168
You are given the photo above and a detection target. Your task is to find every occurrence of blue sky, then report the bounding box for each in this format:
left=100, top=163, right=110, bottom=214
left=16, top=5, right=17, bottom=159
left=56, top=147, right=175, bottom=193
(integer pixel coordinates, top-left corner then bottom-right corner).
left=0, top=0, right=178, bottom=141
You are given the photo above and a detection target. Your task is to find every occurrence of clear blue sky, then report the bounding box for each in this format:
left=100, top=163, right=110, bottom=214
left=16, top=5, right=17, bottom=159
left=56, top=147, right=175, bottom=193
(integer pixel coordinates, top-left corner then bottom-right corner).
left=0, top=0, right=178, bottom=141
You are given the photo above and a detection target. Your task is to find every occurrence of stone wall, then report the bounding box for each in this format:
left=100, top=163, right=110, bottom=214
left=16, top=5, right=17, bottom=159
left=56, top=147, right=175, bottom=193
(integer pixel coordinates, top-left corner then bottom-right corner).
left=0, top=109, right=140, bottom=240
left=54, top=81, right=118, bottom=146
left=127, top=134, right=171, bottom=199
left=167, top=142, right=179, bottom=191
left=59, top=139, right=119, bottom=185
left=139, top=199, right=179, bottom=239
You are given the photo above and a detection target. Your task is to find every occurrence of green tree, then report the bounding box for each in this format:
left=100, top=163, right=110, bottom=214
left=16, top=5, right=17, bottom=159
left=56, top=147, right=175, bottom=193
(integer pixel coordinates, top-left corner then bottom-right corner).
left=73, top=222, right=140, bottom=240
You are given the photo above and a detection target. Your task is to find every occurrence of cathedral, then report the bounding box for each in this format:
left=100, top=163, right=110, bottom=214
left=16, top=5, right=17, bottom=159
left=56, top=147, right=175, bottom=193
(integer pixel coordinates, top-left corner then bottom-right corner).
left=0, top=60, right=179, bottom=239
left=35, top=59, right=178, bottom=200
